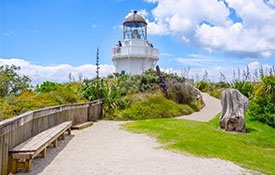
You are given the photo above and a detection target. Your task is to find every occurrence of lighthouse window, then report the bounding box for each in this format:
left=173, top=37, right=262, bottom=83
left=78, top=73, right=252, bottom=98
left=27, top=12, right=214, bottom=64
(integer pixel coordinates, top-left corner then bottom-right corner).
left=123, top=23, right=146, bottom=40
left=131, top=29, right=140, bottom=39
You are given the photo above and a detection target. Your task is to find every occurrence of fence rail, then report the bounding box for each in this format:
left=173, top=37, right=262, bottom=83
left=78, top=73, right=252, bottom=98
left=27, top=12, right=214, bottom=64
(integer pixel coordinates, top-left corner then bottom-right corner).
left=112, top=46, right=159, bottom=59
left=0, top=99, right=104, bottom=175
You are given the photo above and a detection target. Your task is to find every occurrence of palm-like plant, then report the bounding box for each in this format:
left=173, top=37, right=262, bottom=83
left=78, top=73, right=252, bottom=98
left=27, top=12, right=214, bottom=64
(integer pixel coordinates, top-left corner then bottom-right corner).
left=261, top=75, right=275, bottom=104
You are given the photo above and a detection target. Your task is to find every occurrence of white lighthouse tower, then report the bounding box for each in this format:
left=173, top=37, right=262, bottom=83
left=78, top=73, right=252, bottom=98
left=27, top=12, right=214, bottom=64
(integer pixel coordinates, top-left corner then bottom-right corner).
left=112, top=11, right=159, bottom=75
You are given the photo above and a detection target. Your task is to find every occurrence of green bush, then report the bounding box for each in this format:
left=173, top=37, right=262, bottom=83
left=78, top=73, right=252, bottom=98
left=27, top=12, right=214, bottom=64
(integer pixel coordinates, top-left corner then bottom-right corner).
left=111, top=93, right=193, bottom=120
left=0, top=96, right=23, bottom=120
left=260, top=75, right=275, bottom=104
left=116, top=70, right=160, bottom=95
left=231, top=81, right=254, bottom=99
left=36, top=81, right=59, bottom=93
left=167, top=82, right=195, bottom=104
left=248, top=96, right=275, bottom=128
left=79, top=78, right=130, bottom=117
left=246, top=75, right=275, bottom=127
left=50, top=86, right=78, bottom=104
left=209, top=89, right=222, bottom=99
left=103, top=81, right=130, bottom=116
left=0, top=82, right=84, bottom=120
left=215, top=81, right=230, bottom=89
left=195, top=81, right=209, bottom=92
left=79, top=79, right=105, bottom=101
left=188, top=102, right=200, bottom=112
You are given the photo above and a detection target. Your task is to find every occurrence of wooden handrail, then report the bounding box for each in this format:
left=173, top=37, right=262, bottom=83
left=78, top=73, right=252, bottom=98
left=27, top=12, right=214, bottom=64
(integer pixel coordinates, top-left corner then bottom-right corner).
left=0, top=99, right=104, bottom=175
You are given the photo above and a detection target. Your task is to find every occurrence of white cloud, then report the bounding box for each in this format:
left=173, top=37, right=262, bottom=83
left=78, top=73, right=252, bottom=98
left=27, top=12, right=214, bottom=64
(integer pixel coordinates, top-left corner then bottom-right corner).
left=145, top=0, right=275, bottom=59
left=0, top=58, right=115, bottom=85
left=1, top=58, right=272, bottom=84
left=266, top=0, right=275, bottom=7
left=170, top=54, right=274, bottom=82
left=125, top=9, right=148, bottom=19
left=91, top=24, right=98, bottom=29
left=174, top=54, right=225, bottom=67
left=145, top=0, right=158, bottom=3
left=159, top=52, right=173, bottom=57
left=2, top=31, right=14, bottom=36
left=175, top=56, right=223, bottom=67
left=164, top=62, right=273, bottom=82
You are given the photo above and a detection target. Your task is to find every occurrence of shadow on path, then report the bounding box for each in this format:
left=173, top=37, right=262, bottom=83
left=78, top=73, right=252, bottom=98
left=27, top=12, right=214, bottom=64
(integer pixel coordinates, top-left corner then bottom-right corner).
left=18, top=134, right=74, bottom=175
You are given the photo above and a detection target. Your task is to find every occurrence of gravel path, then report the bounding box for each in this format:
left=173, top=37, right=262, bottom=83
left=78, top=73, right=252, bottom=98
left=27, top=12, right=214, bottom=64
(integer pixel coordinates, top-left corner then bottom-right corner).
left=177, top=92, right=221, bottom=122
left=22, top=93, right=257, bottom=175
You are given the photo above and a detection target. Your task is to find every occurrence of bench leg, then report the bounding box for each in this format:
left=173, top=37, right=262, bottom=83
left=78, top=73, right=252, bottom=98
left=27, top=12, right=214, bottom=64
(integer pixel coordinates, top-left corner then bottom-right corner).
left=25, top=159, right=32, bottom=173
left=11, top=153, right=34, bottom=173
left=53, top=139, right=57, bottom=147
left=61, top=132, right=65, bottom=140
left=41, top=148, right=46, bottom=158
left=11, top=158, right=17, bottom=173
left=67, top=128, right=71, bottom=135
left=11, top=158, right=32, bottom=173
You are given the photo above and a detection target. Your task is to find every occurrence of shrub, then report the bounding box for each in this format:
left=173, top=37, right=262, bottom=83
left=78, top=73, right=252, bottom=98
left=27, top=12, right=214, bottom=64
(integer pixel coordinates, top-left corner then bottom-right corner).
left=79, top=78, right=130, bottom=117
left=50, top=86, right=78, bottom=104
left=188, top=103, right=198, bottom=112
left=103, top=81, right=130, bottom=116
left=260, top=75, right=275, bottom=104
left=116, top=70, right=160, bottom=95
left=166, top=81, right=195, bottom=104
left=195, top=81, right=209, bottom=92
left=110, top=93, right=194, bottom=120
left=0, top=96, right=23, bottom=120
left=209, top=89, right=222, bottom=99
left=231, top=81, right=254, bottom=99
left=79, top=79, right=105, bottom=101
left=248, top=96, right=275, bottom=128
left=36, top=81, right=59, bottom=93
left=215, top=81, right=230, bottom=89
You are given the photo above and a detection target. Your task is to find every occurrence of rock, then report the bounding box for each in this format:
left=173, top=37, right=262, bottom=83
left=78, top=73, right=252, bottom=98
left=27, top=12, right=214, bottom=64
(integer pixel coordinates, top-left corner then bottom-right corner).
left=219, top=88, right=249, bottom=133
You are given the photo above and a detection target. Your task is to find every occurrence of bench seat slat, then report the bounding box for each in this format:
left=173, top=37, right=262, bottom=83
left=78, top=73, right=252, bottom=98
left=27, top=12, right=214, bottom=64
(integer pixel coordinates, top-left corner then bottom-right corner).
left=10, top=121, right=72, bottom=153
left=9, top=121, right=72, bottom=173
left=17, top=126, right=64, bottom=151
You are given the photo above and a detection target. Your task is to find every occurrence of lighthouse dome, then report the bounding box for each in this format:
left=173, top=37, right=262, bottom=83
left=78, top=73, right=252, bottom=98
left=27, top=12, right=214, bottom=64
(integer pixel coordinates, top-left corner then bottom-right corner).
left=123, top=10, right=147, bottom=27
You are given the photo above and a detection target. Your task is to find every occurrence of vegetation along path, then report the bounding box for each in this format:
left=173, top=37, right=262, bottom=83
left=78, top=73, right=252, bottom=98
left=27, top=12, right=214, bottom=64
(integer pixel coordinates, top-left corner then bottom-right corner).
left=22, top=93, right=256, bottom=175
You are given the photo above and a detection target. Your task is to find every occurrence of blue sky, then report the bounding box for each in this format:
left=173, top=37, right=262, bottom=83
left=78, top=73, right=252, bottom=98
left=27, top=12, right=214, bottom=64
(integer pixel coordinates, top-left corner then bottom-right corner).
left=1, top=0, right=274, bottom=84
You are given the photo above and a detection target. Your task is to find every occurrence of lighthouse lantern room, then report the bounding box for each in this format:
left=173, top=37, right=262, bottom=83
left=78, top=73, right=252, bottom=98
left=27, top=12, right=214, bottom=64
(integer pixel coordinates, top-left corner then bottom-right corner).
left=112, top=11, right=159, bottom=75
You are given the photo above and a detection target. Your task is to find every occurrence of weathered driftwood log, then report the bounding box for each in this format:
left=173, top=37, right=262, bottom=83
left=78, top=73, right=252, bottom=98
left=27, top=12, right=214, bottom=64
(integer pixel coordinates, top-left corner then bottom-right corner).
left=220, top=88, right=249, bottom=133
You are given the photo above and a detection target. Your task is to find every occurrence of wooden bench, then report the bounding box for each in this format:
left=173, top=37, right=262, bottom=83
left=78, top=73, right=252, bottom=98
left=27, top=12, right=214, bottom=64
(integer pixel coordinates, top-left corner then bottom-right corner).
left=9, top=121, right=72, bottom=173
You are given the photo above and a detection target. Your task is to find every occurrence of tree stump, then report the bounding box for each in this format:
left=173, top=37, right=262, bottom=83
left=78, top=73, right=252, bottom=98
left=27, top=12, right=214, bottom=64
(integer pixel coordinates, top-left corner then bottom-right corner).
left=219, top=88, right=249, bottom=133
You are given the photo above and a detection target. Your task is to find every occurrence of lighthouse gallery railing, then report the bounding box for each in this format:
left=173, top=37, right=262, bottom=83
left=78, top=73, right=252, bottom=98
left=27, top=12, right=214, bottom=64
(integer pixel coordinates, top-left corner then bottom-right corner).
left=112, top=46, right=159, bottom=59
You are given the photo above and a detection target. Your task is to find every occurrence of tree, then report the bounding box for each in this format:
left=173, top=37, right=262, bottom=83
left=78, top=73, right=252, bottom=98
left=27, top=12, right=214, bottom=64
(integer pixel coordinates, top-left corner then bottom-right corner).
left=0, top=65, right=31, bottom=97
left=96, top=47, right=100, bottom=79
left=36, top=81, right=59, bottom=93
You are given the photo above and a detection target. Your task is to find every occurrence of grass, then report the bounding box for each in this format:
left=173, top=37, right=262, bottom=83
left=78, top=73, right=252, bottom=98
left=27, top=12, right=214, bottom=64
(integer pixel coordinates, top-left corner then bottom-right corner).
left=122, top=115, right=275, bottom=175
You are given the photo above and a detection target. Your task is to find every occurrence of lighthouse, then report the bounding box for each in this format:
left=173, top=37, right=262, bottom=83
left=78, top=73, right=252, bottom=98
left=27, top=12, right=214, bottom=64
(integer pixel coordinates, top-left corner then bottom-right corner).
left=112, top=11, right=159, bottom=75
